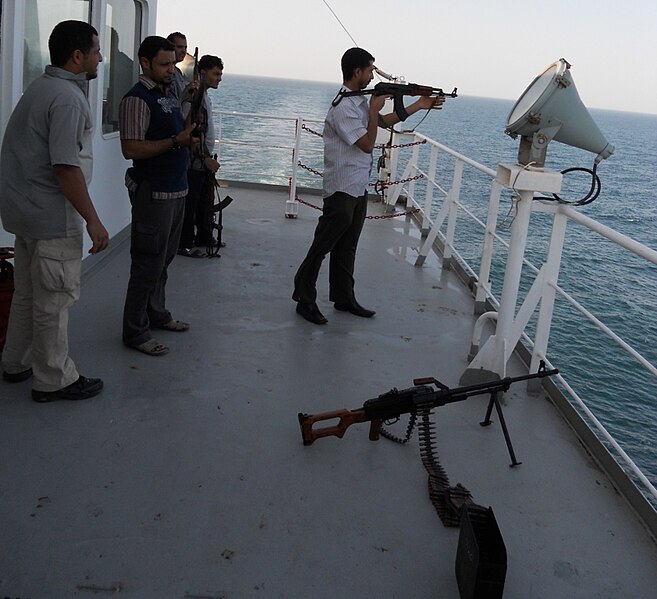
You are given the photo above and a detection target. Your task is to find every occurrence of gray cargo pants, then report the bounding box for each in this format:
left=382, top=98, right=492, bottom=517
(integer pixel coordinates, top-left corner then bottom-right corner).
left=122, top=179, right=184, bottom=347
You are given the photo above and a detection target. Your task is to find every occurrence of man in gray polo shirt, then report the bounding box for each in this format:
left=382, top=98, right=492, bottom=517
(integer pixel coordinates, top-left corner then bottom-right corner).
left=0, top=20, right=109, bottom=402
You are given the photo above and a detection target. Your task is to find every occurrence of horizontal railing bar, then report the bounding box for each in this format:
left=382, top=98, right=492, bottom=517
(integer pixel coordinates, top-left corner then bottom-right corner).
left=214, top=109, right=324, bottom=125
left=414, top=132, right=497, bottom=177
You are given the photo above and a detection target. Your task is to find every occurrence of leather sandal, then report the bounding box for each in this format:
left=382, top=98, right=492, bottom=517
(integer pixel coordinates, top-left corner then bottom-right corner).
left=133, top=339, right=169, bottom=356
left=157, top=320, right=190, bottom=332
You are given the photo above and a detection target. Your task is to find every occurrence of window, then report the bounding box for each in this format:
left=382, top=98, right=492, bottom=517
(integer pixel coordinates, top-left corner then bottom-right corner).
left=102, top=0, right=142, bottom=134
left=23, top=0, right=91, bottom=91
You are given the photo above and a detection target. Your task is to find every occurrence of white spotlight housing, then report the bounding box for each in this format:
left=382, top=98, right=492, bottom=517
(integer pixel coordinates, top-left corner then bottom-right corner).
left=505, top=59, right=614, bottom=167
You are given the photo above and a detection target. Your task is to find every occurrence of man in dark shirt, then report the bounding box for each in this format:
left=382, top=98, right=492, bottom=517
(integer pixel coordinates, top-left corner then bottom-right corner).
left=119, top=36, right=195, bottom=356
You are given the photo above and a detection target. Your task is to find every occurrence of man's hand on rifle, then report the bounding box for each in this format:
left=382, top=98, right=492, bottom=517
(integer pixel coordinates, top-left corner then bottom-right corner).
left=369, top=93, right=389, bottom=115
left=417, top=95, right=446, bottom=110
left=203, top=156, right=220, bottom=173
left=175, top=122, right=197, bottom=148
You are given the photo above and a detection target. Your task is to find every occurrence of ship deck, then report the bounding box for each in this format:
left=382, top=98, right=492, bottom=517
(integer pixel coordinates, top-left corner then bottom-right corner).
left=2, top=183, right=657, bottom=598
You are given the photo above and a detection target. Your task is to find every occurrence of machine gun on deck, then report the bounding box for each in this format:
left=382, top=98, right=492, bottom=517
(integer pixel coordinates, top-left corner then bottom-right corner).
left=298, top=361, right=557, bottom=466
left=332, top=81, right=458, bottom=121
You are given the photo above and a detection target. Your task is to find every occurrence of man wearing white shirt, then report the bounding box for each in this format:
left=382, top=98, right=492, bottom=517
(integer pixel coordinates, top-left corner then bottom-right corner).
left=293, top=47, right=443, bottom=325
left=178, top=55, right=222, bottom=256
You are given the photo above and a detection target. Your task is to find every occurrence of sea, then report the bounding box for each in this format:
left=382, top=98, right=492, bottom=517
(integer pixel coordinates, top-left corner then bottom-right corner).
left=208, top=74, right=657, bottom=493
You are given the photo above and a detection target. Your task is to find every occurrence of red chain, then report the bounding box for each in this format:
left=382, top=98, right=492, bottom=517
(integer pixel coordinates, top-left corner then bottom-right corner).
left=298, top=161, right=323, bottom=177
left=301, top=123, right=324, bottom=138
left=296, top=161, right=423, bottom=188
left=367, top=208, right=420, bottom=219
left=301, top=124, right=427, bottom=152
left=295, top=197, right=419, bottom=220
left=377, top=139, right=427, bottom=150
left=369, top=173, right=424, bottom=188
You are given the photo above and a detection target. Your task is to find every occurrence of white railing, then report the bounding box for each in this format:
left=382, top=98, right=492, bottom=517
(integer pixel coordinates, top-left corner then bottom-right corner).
left=213, top=110, right=324, bottom=217
left=385, top=131, right=657, bottom=506
left=212, top=110, right=657, bottom=507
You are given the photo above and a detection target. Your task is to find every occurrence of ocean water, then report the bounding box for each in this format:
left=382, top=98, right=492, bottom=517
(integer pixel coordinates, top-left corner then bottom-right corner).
left=209, top=74, right=657, bottom=490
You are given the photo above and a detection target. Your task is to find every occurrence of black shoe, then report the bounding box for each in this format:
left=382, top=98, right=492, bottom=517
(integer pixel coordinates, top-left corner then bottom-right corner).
left=334, top=300, right=376, bottom=318
left=3, top=368, right=33, bottom=383
left=32, top=376, right=103, bottom=403
left=296, top=302, right=328, bottom=325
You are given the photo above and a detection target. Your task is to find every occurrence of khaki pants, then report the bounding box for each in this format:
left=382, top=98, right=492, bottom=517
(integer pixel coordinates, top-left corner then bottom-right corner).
left=2, top=235, right=82, bottom=391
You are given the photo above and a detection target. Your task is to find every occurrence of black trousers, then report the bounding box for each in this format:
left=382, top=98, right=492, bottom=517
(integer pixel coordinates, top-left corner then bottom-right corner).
left=179, top=168, right=213, bottom=249
left=122, top=180, right=184, bottom=346
left=293, top=191, right=367, bottom=305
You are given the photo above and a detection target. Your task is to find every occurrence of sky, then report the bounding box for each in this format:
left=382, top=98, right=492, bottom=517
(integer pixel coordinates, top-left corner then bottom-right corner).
left=156, top=0, right=657, bottom=115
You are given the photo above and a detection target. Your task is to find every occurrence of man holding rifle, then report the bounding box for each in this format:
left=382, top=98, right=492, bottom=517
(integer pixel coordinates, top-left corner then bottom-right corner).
left=292, top=47, right=444, bottom=325
left=178, top=54, right=223, bottom=257
left=119, top=36, right=195, bottom=356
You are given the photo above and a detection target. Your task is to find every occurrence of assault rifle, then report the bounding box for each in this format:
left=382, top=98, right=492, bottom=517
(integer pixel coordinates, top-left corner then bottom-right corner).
left=332, top=81, right=458, bottom=121
left=298, top=361, right=558, bottom=461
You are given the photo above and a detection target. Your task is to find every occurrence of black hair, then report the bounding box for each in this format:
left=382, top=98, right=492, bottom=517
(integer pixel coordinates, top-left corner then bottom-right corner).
left=138, top=36, right=175, bottom=63
left=199, top=55, right=224, bottom=72
left=48, top=20, right=98, bottom=68
left=166, top=32, right=186, bottom=43
left=341, top=47, right=375, bottom=81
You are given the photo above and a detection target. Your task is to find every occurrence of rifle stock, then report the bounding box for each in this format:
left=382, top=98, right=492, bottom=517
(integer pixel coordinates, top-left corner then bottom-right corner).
left=298, top=408, right=379, bottom=445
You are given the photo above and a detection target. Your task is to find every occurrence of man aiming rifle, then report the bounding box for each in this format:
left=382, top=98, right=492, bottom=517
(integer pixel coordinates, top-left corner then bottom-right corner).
left=292, top=47, right=448, bottom=325
left=333, top=81, right=458, bottom=122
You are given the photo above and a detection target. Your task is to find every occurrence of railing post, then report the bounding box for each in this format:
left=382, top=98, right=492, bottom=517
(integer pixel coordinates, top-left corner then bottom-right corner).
left=286, top=116, right=302, bottom=218
left=475, top=179, right=504, bottom=314
left=443, top=159, right=464, bottom=270
left=386, top=134, right=400, bottom=211
left=215, top=111, right=223, bottom=164
left=460, top=164, right=563, bottom=385
left=423, top=146, right=438, bottom=234
left=385, top=132, right=414, bottom=211
left=405, top=142, right=421, bottom=209
left=528, top=206, right=568, bottom=389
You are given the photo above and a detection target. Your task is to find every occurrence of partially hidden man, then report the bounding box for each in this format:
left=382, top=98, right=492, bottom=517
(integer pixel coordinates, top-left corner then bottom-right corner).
left=0, top=20, right=109, bottom=402
left=178, top=54, right=223, bottom=257
left=119, top=36, right=195, bottom=357
left=292, top=47, right=444, bottom=325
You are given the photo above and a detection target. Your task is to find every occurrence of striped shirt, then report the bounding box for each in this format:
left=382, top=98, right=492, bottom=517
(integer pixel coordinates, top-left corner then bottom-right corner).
left=322, top=87, right=372, bottom=198
left=119, top=75, right=187, bottom=199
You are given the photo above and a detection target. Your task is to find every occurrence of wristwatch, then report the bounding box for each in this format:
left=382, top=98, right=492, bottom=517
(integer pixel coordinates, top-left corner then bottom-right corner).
left=171, top=134, right=180, bottom=150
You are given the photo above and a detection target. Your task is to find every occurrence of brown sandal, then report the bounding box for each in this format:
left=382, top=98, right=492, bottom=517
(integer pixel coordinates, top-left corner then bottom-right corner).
left=158, top=320, right=190, bottom=332
left=133, top=339, right=169, bottom=356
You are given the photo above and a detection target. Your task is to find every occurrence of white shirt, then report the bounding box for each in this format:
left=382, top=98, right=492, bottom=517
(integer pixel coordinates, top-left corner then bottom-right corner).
left=322, top=88, right=372, bottom=198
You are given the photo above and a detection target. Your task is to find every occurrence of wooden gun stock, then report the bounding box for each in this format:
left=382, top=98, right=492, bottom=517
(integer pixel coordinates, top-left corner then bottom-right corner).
left=298, top=409, right=382, bottom=445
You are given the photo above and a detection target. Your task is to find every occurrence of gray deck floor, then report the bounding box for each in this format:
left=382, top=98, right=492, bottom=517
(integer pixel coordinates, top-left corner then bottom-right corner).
left=1, top=184, right=657, bottom=598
